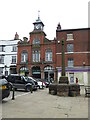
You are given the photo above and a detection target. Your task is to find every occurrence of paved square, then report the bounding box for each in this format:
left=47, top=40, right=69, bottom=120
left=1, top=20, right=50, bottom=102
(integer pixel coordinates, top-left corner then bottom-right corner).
left=1, top=87, right=89, bottom=118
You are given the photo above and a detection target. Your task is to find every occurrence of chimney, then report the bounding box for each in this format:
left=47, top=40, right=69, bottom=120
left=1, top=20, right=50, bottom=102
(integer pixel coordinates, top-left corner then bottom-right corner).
left=57, top=22, right=61, bottom=30
left=14, top=32, right=19, bottom=40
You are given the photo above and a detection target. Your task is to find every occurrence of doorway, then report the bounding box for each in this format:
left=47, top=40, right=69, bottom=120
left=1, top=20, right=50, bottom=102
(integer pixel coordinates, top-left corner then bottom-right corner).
left=44, top=66, right=54, bottom=82
left=32, top=66, right=41, bottom=79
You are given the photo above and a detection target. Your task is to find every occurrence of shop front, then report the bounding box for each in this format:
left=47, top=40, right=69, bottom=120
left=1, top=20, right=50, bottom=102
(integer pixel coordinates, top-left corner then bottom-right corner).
left=44, top=66, right=54, bottom=82
left=32, top=66, right=41, bottom=79
left=19, top=66, right=29, bottom=76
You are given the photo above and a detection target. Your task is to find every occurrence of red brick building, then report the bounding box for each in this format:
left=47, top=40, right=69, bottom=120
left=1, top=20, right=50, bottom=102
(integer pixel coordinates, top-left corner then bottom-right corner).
left=17, top=17, right=90, bottom=85
left=56, top=23, right=90, bottom=85
left=17, top=16, right=56, bottom=82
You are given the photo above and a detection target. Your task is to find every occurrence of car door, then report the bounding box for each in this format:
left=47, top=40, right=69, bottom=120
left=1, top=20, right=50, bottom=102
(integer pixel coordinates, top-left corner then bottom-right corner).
left=14, top=76, right=26, bottom=89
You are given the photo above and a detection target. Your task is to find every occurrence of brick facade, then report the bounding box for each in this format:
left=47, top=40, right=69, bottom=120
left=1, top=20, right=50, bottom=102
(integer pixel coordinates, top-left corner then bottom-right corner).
left=56, top=24, right=90, bottom=84
left=17, top=19, right=90, bottom=84
left=17, top=21, right=56, bottom=81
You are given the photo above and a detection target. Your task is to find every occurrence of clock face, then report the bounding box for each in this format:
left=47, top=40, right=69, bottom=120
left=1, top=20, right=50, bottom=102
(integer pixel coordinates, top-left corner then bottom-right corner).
left=35, top=24, right=42, bottom=30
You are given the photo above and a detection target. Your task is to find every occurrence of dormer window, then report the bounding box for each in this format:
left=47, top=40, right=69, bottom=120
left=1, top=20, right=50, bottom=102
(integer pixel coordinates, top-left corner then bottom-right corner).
left=32, top=39, right=40, bottom=44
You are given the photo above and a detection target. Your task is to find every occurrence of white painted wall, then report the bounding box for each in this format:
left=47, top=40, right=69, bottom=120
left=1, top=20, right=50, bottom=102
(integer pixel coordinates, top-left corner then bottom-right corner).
left=0, top=39, right=19, bottom=75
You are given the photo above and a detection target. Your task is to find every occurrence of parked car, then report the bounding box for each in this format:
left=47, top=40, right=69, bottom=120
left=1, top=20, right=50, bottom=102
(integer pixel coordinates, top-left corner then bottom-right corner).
left=6, top=74, right=32, bottom=92
left=43, top=79, right=50, bottom=88
left=25, top=77, right=37, bottom=91
left=0, top=75, right=10, bottom=100
left=26, top=77, right=38, bottom=87
left=35, top=79, right=46, bottom=89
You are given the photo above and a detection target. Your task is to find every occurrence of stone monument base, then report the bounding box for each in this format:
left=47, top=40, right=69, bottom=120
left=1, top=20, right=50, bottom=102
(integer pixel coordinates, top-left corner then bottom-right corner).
left=49, top=83, right=57, bottom=95
left=59, top=76, right=69, bottom=84
left=49, top=83, right=80, bottom=97
left=57, top=84, right=69, bottom=96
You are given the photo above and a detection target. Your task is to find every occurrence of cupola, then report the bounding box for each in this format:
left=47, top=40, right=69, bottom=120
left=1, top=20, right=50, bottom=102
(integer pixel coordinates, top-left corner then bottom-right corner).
left=33, top=11, right=44, bottom=31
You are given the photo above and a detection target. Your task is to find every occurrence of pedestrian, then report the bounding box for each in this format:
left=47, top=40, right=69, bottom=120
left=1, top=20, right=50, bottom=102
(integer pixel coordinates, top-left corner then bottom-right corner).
left=76, top=77, right=78, bottom=84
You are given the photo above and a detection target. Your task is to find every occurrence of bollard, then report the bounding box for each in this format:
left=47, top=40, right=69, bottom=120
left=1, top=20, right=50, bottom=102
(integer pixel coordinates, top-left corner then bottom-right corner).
left=30, top=85, right=33, bottom=93
left=12, top=86, right=15, bottom=100
left=42, top=79, right=43, bottom=89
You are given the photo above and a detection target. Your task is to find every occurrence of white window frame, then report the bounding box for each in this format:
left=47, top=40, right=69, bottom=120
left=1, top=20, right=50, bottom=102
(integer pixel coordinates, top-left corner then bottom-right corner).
left=12, top=46, right=17, bottom=52
left=45, top=50, right=53, bottom=62
left=32, top=50, right=41, bottom=62
left=68, top=58, right=74, bottom=67
left=67, top=34, right=74, bottom=41
left=12, top=56, right=16, bottom=64
left=67, top=44, right=74, bottom=53
left=21, top=51, right=28, bottom=63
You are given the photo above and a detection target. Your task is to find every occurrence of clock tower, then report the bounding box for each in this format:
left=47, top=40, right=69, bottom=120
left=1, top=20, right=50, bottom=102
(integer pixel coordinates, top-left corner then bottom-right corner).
left=33, top=12, right=44, bottom=31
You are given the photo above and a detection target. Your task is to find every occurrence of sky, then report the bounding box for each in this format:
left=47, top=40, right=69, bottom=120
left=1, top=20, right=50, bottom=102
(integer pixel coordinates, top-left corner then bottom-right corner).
left=0, top=0, right=89, bottom=40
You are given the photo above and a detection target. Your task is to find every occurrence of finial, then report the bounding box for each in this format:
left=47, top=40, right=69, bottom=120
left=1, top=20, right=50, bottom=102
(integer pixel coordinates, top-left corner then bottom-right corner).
left=38, top=10, right=40, bottom=20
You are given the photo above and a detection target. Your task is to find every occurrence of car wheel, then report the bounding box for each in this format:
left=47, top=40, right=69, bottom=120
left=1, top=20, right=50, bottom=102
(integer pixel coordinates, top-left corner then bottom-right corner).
left=26, top=86, right=31, bottom=92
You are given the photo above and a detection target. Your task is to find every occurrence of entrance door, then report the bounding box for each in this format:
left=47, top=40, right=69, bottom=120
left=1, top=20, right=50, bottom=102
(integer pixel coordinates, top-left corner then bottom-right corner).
left=44, top=66, right=54, bottom=82
left=44, top=72, right=48, bottom=81
left=32, top=66, right=41, bottom=79
left=69, top=73, right=74, bottom=84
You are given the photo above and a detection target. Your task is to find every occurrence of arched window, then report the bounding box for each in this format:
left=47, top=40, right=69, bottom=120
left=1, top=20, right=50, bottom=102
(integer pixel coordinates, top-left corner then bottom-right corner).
left=32, top=39, right=40, bottom=44
left=21, top=51, right=28, bottom=63
left=45, top=49, right=52, bottom=62
left=19, top=67, right=29, bottom=76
